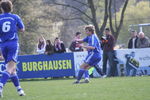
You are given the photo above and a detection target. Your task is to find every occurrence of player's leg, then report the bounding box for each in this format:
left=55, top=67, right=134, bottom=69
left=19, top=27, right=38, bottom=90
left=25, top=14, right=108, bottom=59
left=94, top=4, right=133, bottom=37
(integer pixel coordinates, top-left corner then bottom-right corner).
left=0, top=45, right=9, bottom=98
left=73, top=54, right=92, bottom=84
left=83, top=68, right=90, bottom=83
left=89, top=53, right=102, bottom=78
left=1, top=41, right=25, bottom=97
left=73, top=63, right=90, bottom=84
left=81, top=54, right=95, bottom=83
left=11, top=68, right=25, bottom=96
left=83, top=53, right=101, bottom=83
left=0, top=61, right=15, bottom=98
left=8, top=41, right=25, bottom=96
left=84, top=70, right=89, bottom=81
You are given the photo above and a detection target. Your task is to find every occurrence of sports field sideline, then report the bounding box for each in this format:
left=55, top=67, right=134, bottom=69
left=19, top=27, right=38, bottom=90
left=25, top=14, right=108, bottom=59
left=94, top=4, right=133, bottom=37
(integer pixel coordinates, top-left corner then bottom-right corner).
left=2, top=76, right=150, bottom=100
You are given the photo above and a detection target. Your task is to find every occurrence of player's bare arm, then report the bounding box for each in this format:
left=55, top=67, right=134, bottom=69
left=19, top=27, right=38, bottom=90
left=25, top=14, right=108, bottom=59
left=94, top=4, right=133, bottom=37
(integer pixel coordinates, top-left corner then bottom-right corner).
left=82, top=45, right=95, bottom=50
left=75, top=39, right=84, bottom=43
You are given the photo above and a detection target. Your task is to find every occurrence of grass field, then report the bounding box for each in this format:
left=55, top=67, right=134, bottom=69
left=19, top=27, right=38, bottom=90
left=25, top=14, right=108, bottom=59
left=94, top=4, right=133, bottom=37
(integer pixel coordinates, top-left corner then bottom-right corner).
left=2, top=76, right=150, bottom=100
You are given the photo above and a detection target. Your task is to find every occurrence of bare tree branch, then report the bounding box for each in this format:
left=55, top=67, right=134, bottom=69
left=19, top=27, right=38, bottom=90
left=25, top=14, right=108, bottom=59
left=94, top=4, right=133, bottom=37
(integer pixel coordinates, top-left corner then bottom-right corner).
left=99, top=0, right=109, bottom=37
left=79, top=17, right=89, bottom=25
left=108, top=0, right=115, bottom=34
left=88, top=0, right=96, bottom=24
left=73, top=0, right=89, bottom=7
left=59, top=15, right=89, bottom=25
left=116, top=0, right=129, bottom=36
left=52, top=1, right=92, bottom=21
left=108, top=0, right=129, bottom=40
left=114, top=0, right=118, bottom=29
left=49, top=0, right=129, bottom=40
left=88, top=0, right=100, bottom=36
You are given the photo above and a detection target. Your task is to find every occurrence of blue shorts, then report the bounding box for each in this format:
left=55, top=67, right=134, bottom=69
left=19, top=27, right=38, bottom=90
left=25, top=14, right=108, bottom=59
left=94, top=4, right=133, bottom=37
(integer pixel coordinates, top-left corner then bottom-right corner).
left=84, top=52, right=101, bottom=66
left=0, top=40, right=19, bottom=63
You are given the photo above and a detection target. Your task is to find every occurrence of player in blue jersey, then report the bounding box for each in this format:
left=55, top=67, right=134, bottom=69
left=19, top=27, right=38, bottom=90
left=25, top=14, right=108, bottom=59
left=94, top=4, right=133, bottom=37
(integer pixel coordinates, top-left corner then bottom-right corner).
left=73, top=25, right=102, bottom=84
left=0, top=0, right=25, bottom=97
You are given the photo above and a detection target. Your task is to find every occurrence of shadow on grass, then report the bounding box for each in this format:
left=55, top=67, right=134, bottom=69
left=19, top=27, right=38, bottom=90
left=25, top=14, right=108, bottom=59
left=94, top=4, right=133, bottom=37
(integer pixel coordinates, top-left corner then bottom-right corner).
left=19, top=77, right=76, bottom=82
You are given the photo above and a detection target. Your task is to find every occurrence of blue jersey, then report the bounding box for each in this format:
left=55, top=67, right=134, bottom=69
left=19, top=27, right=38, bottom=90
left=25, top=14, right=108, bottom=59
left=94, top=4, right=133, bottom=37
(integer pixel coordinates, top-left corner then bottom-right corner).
left=83, top=33, right=101, bottom=53
left=0, top=13, right=24, bottom=42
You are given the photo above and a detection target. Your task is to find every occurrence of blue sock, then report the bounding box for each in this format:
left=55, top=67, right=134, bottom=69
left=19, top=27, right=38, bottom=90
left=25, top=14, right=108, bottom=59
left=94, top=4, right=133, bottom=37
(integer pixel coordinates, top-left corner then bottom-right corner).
left=10, top=74, right=20, bottom=87
left=77, top=69, right=86, bottom=81
left=84, top=70, right=89, bottom=79
left=0, top=71, right=10, bottom=86
left=10, top=75, right=23, bottom=91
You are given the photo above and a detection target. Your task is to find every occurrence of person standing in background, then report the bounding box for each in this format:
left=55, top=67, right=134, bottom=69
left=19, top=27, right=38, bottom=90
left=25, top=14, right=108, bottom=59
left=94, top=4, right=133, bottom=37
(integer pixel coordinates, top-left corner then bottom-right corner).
left=128, top=30, right=138, bottom=49
left=102, top=28, right=116, bottom=77
left=136, top=32, right=150, bottom=48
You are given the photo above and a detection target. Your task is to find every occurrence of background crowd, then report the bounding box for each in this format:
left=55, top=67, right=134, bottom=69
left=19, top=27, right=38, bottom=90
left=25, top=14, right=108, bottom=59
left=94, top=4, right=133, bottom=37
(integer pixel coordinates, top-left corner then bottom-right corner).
left=35, top=27, right=150, bottom=78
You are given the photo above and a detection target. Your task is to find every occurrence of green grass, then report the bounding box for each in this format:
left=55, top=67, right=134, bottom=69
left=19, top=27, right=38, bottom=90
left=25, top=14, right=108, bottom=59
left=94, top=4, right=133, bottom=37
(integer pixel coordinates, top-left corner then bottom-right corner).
left=2, top=76, right=150, bottom=100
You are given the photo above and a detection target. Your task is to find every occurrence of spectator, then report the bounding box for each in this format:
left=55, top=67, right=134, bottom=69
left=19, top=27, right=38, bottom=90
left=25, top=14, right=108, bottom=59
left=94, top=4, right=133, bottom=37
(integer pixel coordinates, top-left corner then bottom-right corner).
left=128, top=30, right=138, bottom=49
left=136, top=32, right=150, bottom=48
left=102, top=28, right=116, bottom=77
left=37, top=35, right=46, bottom=54
left=45, top=40, right=54, bottom=55
left=54, top=37, right=66, bottom=53
left=69, top=32, right=83, bottom=52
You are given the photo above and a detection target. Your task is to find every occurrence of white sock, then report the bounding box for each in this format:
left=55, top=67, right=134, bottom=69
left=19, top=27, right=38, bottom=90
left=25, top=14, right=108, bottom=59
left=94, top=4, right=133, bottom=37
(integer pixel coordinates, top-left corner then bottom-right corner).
left=16, top=86, right=22, bottom=90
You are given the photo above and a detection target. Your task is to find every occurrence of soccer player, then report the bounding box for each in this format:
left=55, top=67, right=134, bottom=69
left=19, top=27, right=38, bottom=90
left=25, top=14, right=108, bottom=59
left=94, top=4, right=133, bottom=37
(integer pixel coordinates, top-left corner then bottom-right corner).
left=73, top=25, right=102, bottom=84
left=0, top=0, right=25, bottom=97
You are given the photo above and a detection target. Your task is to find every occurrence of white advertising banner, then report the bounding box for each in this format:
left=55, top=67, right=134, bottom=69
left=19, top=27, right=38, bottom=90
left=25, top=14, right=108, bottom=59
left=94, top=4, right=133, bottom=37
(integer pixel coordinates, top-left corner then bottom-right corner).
left=73, top=48, right=150, bottom=77
left=116, top=48, right=150, bottom=75
left=116, top=48, right=150, bottom=67
left=73, top=51, right=88, bottom=77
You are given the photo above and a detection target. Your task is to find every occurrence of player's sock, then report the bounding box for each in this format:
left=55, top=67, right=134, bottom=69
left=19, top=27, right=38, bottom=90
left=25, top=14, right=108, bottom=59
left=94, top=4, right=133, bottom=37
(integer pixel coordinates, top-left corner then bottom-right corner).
left=11, top=74, right=20, bottom=88
left=0, top=83, right=3, bottom=92
left=77, top=68, right=86, bottom=81
left=0, top=83, right=3, bottom=98
left=84, top=70, right=89, bottom=79
left=0, top=71, right=10, bottom=86
left=10, top=74, right=25, bottom=95
left=0, top=71, right=10, bottom=98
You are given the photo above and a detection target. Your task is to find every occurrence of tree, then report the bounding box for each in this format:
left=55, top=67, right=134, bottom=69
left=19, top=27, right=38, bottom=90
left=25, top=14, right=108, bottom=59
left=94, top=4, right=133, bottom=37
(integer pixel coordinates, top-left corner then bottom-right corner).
left=108, top=0, right=129, bottom=40
left=10, top=0, right=65, bottom=54
left=117, top=1, right=150, bottom=46
left=49, top=0, right=129, bottom=40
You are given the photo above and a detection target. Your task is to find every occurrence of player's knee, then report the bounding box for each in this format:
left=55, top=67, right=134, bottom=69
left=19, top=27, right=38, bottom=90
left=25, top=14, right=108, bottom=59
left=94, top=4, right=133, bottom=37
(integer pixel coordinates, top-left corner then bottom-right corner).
left=81, top=65, right=89, bottom=69
left=11, top=71, right=16, bottom=75
left=7, top=60, right=16, bottom=67
left=6, top=61, right=16, bottom=74
left=6, top=69, right=12, bottom=74
left=6, top=69, right=16, bottom=75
